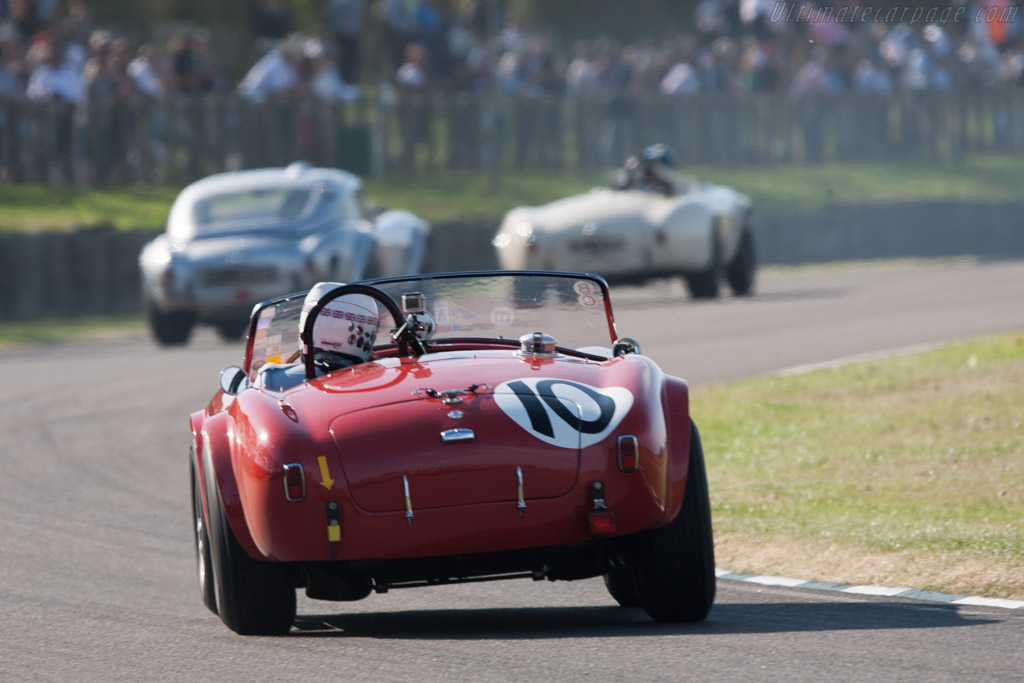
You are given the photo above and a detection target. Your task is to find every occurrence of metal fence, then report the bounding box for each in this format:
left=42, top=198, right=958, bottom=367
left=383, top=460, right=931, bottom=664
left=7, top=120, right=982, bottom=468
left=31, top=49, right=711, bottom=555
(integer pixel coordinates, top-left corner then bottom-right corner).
left=2, top=89, right=1022, bottom=187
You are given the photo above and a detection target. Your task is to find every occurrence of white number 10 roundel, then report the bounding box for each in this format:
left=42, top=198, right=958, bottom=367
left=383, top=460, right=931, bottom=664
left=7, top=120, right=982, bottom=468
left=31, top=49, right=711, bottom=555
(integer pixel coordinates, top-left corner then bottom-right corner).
left=494, top=378, right=634, bottom=449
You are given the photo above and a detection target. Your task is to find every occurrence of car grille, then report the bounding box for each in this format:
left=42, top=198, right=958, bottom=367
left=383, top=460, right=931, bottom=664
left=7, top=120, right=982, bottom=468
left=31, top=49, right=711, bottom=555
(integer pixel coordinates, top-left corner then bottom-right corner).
left=199, top=264, right=280, bottom=287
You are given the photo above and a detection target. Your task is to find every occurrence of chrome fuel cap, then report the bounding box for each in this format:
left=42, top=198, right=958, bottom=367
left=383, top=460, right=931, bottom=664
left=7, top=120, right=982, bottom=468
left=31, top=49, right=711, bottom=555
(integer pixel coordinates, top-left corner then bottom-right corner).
left=519, top=331, right=557, bottom=358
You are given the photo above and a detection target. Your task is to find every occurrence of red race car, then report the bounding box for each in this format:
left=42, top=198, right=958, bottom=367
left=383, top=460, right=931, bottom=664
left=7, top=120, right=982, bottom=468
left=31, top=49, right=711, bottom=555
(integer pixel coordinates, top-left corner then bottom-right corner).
left=190, top=270, right=715, bottom=635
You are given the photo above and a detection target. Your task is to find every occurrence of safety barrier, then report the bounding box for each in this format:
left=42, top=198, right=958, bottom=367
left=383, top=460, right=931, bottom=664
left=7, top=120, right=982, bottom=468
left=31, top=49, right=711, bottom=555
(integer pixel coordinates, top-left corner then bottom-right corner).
left=2, top=202, right=1022, bottom=322
left=3, top=90, right=1023, bottom=187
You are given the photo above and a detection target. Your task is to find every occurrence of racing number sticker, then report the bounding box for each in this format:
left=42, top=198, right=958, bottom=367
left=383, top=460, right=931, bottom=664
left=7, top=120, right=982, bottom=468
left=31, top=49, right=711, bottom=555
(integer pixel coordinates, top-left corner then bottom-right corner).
left=494, top=378, right=633, bottom=449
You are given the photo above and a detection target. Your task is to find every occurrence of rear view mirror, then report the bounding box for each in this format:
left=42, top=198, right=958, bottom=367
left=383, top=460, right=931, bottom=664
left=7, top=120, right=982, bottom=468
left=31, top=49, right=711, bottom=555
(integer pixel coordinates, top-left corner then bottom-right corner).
left=612, top=337, right=642, bottom=357
left=219, top=365, right=250, bottom=395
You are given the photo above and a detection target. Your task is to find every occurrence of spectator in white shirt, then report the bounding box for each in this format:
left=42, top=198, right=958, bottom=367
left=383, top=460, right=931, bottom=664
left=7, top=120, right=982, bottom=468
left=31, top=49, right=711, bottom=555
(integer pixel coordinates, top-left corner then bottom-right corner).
left=395, top=42, right=429, bottom=91
left=26, top=41, right=82, bottom=103
left=238, top=40, right=301, bottom=102
left=305, top=37, right=359, bottom=102
left=127, top=44, right=165, bottom=98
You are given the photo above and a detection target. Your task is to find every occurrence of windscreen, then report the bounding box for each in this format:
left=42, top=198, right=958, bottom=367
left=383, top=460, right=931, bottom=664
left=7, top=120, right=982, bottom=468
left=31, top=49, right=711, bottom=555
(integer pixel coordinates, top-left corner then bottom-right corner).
left=247, top=295, right=305, bottom=377
left=245, top=273, right=616, bottom=378
left=192, top=187, right=314, bottom=231
left=370, top=273, right=615, bottom=351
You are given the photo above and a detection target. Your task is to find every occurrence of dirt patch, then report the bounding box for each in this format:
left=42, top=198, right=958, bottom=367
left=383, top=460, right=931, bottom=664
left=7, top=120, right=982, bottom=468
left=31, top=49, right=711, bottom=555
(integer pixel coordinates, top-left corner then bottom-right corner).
left=716, top=532, right=1024, bottom=601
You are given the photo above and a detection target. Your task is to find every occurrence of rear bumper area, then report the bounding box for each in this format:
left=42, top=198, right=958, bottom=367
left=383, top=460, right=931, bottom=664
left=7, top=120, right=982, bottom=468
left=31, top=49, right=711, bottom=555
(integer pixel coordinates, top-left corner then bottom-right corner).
left=255, top=480, right=669, bottom=564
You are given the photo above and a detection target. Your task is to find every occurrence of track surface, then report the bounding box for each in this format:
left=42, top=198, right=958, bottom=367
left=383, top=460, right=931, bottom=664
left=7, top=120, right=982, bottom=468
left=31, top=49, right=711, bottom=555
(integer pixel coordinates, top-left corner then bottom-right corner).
left=2, top=259, right=1023, bottom=682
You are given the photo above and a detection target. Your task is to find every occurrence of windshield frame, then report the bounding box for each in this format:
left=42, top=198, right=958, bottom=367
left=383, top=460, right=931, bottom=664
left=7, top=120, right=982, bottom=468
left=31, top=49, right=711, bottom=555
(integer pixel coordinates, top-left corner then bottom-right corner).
left=242, top=270, right=618, bottom=378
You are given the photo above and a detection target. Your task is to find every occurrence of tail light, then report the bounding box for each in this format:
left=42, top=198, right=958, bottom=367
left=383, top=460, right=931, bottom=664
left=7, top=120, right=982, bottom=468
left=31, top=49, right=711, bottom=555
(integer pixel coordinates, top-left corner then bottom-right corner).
left=588, top=511, right=616, bottom=535
left=588, top=481, right=616, bottom=535
left=617, top=435, right=639, bottom=472
left=283, top=463, right=306, bottom=502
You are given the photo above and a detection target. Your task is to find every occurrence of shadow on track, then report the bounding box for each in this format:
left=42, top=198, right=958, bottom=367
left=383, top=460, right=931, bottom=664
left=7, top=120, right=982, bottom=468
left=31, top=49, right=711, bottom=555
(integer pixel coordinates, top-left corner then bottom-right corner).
left=290, top=601, right=995, bottom=639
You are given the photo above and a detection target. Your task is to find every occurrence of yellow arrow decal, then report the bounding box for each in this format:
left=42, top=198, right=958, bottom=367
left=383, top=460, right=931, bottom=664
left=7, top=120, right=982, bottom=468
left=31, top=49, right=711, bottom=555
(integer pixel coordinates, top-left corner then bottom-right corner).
left=317, top=456, right=334, bottom=489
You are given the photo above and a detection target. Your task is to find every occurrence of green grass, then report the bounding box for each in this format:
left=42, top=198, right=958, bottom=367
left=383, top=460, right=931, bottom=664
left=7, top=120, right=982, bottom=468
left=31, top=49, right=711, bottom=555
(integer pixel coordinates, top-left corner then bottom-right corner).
left=0, top=185, right=178, bottom=232
left=693, top=155, right=1024, bottom=214
left=0, top=314, right=144, bottom=348
left=2, top=155, right=1023, bottom=233
left=361, top=170, right=608, bottom=224
left=695, top=332, right=1024, bottom=599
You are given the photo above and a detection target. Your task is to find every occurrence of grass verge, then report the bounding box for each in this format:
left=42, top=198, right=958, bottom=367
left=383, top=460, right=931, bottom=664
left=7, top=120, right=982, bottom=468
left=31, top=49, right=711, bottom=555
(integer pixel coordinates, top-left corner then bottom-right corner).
left=2, top=155, right=1023, bottom=233
left=0, top=314, right=145, bottom=350
left=694, top=331, right=1024, bottom=600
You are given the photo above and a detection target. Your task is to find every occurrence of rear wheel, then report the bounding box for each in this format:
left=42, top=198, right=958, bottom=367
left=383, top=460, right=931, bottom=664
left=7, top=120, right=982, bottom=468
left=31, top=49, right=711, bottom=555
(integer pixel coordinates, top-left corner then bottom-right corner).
left=629, top=419, right=716, bottom=622
left=726, top=227, right=756, bottom=296
left=146, top=297, right=195, bottom=346
left=190, top=455, right=217, bottom=615
left=683, top=228, right=722, bottom=300
left=204, top=457, right=296, bottom=635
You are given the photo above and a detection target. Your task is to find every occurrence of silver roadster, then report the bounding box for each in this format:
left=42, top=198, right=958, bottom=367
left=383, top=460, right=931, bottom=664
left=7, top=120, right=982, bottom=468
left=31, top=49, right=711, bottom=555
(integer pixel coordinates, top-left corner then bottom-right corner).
left=493, top=173, right=755, bottom=300
left=139, top=162, right=430, bottom=345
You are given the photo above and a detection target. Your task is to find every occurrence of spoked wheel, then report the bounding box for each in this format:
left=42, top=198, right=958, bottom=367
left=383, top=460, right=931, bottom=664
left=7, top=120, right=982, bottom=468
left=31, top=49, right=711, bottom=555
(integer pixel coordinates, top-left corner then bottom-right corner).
left=203, top=455, right=296, bottom=635
left=683, top=228, right=722, bottom=300
left=190, top=454, right=217, bottom=615
left=726, top=227, right=757, bottom=296
left=628, top=419, right=716, bottom=622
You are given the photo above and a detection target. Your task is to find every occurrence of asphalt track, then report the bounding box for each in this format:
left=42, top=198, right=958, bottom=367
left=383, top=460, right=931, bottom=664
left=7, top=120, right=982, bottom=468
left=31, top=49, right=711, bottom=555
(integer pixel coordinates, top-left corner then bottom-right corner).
left=1, top=259, right=1022, bottom=682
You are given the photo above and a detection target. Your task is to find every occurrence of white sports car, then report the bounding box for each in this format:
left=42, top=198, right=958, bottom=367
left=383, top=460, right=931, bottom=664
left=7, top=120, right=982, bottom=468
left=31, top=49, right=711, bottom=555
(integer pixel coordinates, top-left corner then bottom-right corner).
left=493, top=177, right=755, bottom=299
left=139, top=162, right=430, bottom=345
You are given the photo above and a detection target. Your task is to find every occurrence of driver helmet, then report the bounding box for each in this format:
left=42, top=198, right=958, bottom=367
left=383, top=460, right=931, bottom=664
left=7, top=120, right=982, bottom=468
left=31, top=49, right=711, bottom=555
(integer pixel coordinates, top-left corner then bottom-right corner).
left=299, top=282, right=380, bottom=368
left=640, top=144, right=675, bottom=192
left=641, top=143, right=674, bottom=169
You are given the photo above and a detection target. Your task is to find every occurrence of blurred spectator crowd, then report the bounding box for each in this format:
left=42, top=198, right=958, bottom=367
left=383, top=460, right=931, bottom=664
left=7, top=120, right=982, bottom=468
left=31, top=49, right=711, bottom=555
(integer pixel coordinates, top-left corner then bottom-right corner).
left=0, top=0, right=1022, bottom=109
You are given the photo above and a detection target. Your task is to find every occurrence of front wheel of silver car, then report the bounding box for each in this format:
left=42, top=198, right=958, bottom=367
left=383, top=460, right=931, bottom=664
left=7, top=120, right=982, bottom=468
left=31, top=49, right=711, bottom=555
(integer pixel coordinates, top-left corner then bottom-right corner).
left=146, top=297, right=196, bottom=346
left=213, top=319, right=248, bottom=343
left=629, top=419, right=716, bottom=622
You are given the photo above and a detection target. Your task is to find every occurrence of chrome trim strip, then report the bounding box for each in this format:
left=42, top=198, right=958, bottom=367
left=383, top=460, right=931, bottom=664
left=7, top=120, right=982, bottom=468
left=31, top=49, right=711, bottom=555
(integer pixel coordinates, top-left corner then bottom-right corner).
left=403, top=475, right=414, bottom=527
left=516, top=466, right=527, bottom=518
left=441, top=428, right=475, bottom=443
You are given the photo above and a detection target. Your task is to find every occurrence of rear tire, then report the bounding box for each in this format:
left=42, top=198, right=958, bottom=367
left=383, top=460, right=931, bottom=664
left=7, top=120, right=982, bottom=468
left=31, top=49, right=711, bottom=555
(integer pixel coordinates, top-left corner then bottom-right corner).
left=629, top=419, right=716, bottom=622
left=683, top=228, right=722, bottom=300
left=726, top=228, right=756, bottom=296
left=146, top=297, right=195, bottom=346
left=204, top=456, right=296, bottom=635
left=190, top=455, right=217, bottom=615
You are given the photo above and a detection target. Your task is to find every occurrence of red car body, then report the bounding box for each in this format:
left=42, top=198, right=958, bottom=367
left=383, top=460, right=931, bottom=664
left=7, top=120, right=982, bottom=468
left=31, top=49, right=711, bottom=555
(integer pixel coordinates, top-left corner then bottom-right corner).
left=190, top=271, right=715, bottom=634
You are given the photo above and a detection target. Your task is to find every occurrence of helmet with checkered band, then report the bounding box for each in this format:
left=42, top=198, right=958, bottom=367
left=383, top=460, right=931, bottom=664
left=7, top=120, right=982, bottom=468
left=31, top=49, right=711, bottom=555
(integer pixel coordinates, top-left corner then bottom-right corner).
left=299, top=282, right=379, bottom=368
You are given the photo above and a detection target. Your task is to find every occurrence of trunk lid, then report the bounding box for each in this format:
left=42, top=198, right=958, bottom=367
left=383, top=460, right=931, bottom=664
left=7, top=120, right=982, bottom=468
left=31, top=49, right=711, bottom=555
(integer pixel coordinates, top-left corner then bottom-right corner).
left=330, top=388, right=582, bottom=512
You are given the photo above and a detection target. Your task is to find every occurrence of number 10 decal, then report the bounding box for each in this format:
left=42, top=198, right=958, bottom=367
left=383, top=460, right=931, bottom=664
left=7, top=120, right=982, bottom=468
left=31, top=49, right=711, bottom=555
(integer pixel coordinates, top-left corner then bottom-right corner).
left=494, top=378, right=634, bottom=449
